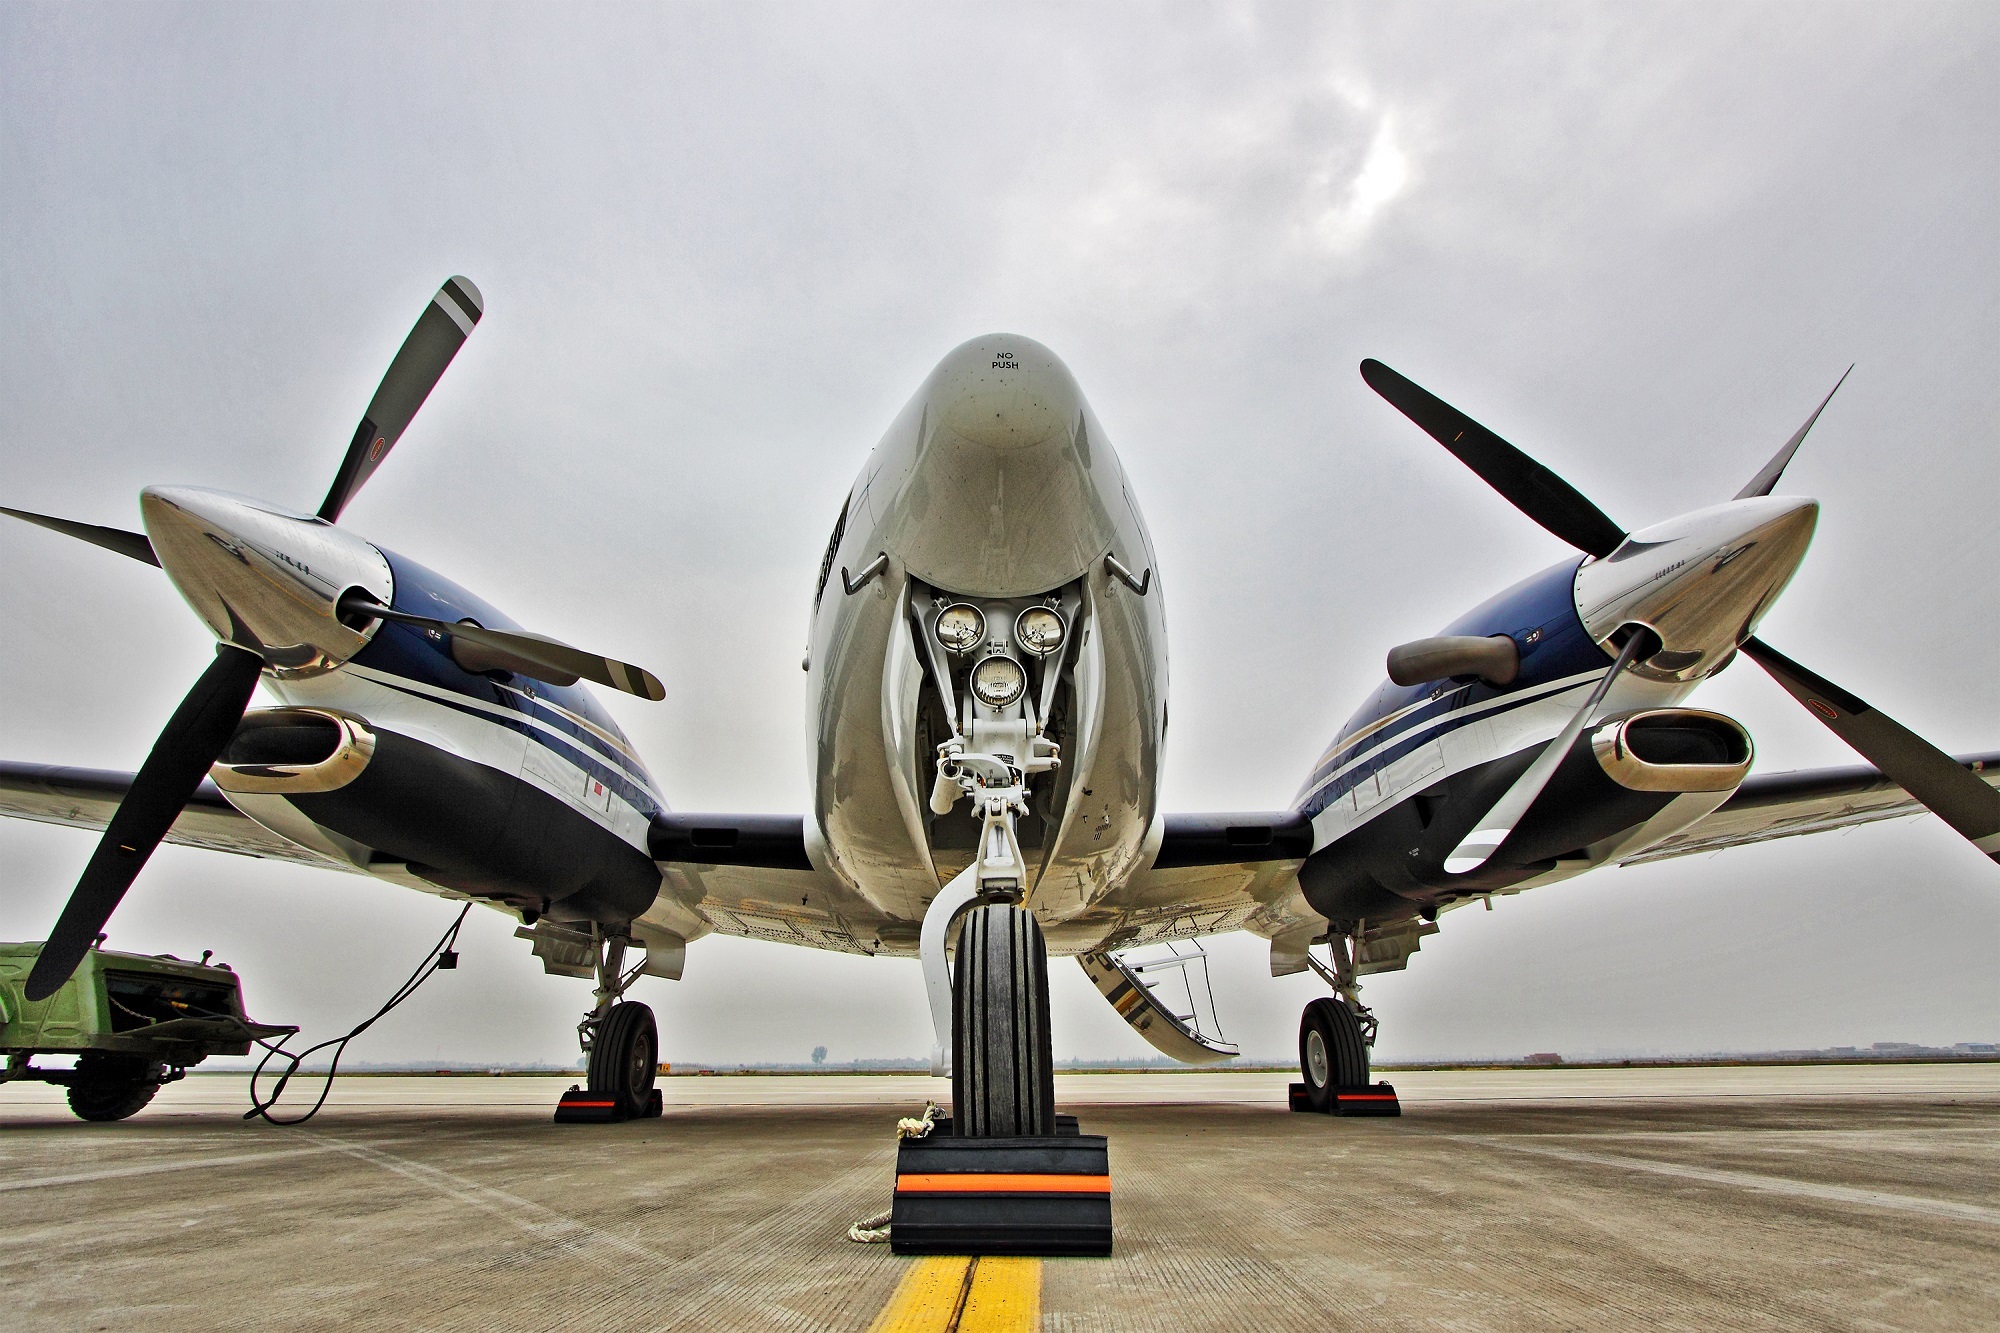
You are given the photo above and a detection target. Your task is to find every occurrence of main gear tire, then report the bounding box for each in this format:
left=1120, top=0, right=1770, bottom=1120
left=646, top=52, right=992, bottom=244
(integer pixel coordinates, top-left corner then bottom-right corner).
left=952, top=903, right=1055, bottom=1138
left=1299, top=997, right=1370, bottom=1114
left=67, top=1054, right=163, bottom=1122
left=587, top=1001, right=658, bottom=1120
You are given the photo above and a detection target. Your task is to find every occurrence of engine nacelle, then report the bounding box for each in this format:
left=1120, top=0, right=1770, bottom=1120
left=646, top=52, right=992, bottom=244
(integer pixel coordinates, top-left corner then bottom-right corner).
left=210, top=709, right=661, bottom=922
left=1442, top=707, right=1755, bottom=877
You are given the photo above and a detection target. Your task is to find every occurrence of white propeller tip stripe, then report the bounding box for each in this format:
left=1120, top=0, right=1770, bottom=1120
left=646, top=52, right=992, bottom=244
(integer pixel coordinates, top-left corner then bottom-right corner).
left=432, top=289, right=476, bottom=336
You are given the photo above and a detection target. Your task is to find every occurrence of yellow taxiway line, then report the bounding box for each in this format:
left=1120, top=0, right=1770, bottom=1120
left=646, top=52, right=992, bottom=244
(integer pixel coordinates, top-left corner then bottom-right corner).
left=867, top=1255, right=1041, bottom=1332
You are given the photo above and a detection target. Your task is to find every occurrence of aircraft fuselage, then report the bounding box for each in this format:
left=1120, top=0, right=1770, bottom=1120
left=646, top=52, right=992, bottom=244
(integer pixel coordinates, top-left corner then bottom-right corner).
left=804, top=336, right=1167, bottom=943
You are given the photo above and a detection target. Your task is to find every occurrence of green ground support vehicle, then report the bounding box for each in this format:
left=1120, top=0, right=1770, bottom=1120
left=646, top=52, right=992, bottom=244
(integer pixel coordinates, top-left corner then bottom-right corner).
left=0, top=943, right=294, bottom=1121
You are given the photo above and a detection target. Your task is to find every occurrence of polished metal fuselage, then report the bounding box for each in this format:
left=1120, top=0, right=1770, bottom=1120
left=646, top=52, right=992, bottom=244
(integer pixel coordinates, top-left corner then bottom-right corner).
left=804, top=336, right=1167, bottom=937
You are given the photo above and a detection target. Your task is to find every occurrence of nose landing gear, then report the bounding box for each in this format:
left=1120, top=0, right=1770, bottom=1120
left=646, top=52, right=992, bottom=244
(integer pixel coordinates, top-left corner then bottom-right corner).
left=953, top=902, right=1055, bottom=1137
left=900, top=782, right=1106, bottom=1257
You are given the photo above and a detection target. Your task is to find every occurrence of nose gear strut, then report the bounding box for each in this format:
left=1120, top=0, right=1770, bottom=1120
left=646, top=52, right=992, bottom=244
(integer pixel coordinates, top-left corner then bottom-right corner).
left=921, top=742, right=1037, bottom=1077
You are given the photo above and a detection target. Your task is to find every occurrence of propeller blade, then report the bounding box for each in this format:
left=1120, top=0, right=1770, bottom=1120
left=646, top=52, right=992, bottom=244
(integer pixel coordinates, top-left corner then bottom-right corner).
left=1740, top=637, right=2000, bottom=859
left=316, top=276, right=484, bottom=523
left=25, top=645, right=264, bottom=1001
left=1445, top=631, right=1649, bottom=875
left=1360, top=359, right=1628, bottom=558
left=340, top=595, right=665, bottom=702
left=1, top=506, right=159, bottom=566
left=1733, top=366, right=1853, bottom=500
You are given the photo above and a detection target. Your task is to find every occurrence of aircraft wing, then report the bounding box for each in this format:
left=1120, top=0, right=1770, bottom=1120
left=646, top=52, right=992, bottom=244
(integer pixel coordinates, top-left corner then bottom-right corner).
left=649, top=812, right=897, bottom=955
left=0, top=769, right=897, bottom=952
left=1055, top=812, right=1320, bottom=948
left=0, top=761, right=354, bottom=869
left=648, top=810, right=1324, bottom=955
left=1621, top=751, right=2000, bottom=865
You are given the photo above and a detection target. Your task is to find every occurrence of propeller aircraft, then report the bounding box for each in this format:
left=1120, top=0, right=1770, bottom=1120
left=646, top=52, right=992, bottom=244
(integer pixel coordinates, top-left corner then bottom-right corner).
left=3, top=280, right=1994, bottom=1128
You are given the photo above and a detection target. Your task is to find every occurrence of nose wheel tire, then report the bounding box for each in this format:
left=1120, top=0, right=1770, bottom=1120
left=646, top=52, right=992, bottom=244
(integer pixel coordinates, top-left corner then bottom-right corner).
left=1299, top=997, right=1370, bottom=1114
left=953, top=903, right=1056, bottom=1137
left=587, top=1000, right=658, bottom=1120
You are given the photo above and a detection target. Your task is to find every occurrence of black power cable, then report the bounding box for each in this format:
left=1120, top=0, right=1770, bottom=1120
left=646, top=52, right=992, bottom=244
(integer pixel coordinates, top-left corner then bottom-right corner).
left=244, top=904, right=472, bottom=1126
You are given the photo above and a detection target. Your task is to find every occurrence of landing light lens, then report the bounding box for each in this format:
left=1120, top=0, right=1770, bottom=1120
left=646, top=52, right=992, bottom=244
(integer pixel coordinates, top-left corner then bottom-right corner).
left=1014, top=606, right=1066, bottom=658
left=971, top=655, right=1027, bottom=708
left=935, top=604, right=986, bottom=655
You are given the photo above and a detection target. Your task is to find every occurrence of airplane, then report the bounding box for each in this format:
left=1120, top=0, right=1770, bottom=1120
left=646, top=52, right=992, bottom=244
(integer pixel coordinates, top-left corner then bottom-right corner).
left=4, top=277, right=1997, bottom=1128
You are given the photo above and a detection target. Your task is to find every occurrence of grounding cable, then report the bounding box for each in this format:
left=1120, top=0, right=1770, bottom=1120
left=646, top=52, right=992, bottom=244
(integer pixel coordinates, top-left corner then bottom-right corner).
left=242, top=904, right=472, bottom=1126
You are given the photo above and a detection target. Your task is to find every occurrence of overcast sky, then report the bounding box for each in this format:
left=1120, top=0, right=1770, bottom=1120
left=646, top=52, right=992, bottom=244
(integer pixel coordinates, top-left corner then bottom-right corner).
left=3, top=4, right=1997, bottom=1070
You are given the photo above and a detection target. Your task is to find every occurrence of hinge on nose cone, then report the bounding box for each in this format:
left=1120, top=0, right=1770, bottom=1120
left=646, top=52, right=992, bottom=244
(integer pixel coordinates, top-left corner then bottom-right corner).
left=1104, top=553, right=1151, bottom=596
left=841, top=552, right=889, bottom=595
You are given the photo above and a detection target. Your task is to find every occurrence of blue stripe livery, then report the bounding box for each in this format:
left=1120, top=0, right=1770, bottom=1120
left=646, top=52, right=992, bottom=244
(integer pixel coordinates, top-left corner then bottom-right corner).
left=1298, top=557, right=1607, bottom=818
left=350, top=549, right=663, bottom=813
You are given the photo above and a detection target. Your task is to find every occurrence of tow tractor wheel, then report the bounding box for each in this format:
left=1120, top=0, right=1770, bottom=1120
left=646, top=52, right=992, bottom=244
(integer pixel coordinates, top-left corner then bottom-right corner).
left=587, top=1000, right=658, bottom=1120
left=67, top=1053, right=163, bottom=1122
left=953, top=902, right=1056, bottom=1138
left=1299, top=997, right=1370, bottom=1114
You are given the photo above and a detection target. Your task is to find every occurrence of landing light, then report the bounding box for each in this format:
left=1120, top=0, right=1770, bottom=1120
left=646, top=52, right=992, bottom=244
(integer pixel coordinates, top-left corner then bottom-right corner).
left=971, top=655, right=1027, bottom=708
left=935, top=604, right=986, bottom=655
left=1014, top=606, right=1066, bottom=658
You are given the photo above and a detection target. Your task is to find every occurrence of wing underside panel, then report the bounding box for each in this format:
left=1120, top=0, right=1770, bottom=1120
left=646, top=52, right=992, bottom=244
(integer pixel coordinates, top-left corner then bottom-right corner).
left=1621, top=753, right=2000, bottom=864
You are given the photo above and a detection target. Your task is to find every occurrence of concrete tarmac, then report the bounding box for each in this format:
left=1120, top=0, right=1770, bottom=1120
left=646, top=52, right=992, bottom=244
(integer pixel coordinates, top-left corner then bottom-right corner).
left=1, top=1065, right=1996, bottom=1330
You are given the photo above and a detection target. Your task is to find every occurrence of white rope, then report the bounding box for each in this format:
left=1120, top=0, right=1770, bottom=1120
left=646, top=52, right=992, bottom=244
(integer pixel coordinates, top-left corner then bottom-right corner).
left=846, top=1101, right=944, bottom=1242
left=847, top=1210, right=893, bottom=1244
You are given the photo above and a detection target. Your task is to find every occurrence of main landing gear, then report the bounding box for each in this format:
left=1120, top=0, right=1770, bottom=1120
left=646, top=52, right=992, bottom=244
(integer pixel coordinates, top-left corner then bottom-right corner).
left=559, top=928, right=662, bottom=1123
left=1292, top=935, right=1400, bottom=1118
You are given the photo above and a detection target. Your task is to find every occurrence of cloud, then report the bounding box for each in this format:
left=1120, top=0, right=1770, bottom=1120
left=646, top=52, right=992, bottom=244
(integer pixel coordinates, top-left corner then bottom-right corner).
left=995, top=74, right=1415, bottom=315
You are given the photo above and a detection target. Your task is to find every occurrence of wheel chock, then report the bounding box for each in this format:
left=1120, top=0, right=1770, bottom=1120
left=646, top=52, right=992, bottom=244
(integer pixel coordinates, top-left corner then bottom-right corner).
left=889, top=1130, right=1113, bottom=1256
left=554, top=1086, right=623, bottom=1122
left=1335, top=1082, right=1400, bottom=1115
left=553, top=1085, right=665, bottom=1123
left=1289, top=1082, right=1402, bottom=1116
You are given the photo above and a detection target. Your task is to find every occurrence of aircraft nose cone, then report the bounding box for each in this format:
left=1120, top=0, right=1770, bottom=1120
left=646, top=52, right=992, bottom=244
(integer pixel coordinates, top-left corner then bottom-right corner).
left=868, top=333, right=1131, bottom=598
left=931, top=336, right=1076, bottom=451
